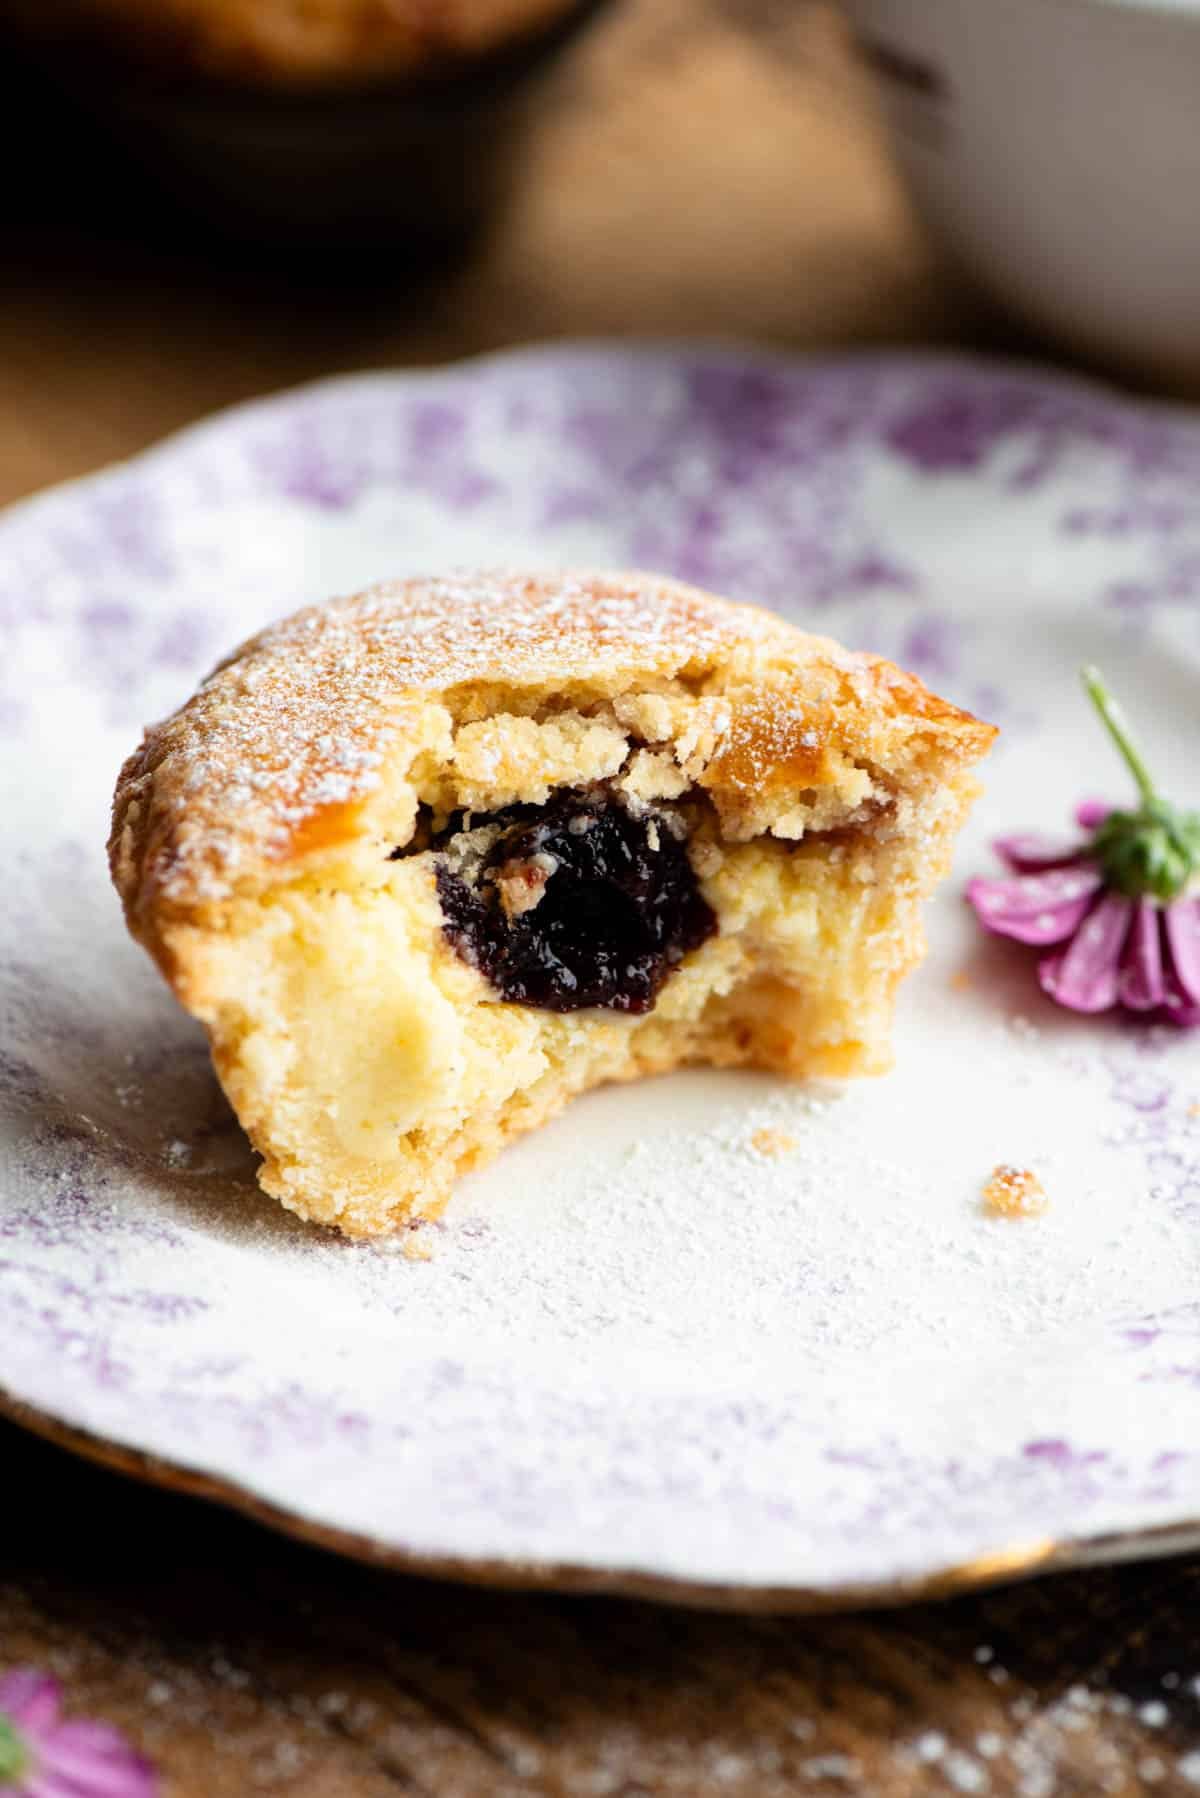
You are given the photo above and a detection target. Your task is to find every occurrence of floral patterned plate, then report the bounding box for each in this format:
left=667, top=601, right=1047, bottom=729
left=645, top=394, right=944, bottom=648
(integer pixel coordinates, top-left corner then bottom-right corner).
left=5, top=345, right=1200, bottom=1610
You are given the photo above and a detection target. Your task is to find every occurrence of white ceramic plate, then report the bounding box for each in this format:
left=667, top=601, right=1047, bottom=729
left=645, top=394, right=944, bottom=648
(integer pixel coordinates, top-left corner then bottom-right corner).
left=4, top=345, right=1200, bottom=1609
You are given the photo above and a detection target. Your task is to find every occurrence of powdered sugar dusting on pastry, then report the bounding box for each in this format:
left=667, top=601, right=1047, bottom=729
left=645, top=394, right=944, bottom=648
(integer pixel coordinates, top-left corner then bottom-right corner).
left=108, top=571, right=788, bottom=912
left=109, top=569, right=989, bottom=920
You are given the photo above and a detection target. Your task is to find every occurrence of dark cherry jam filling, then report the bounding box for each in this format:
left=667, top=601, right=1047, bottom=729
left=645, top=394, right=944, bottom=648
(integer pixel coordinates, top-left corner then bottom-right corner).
left=433, top=786, right=717, bottom=1013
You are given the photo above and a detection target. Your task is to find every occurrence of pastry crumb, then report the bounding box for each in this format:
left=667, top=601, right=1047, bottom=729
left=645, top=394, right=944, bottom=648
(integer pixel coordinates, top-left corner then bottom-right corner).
left=951, top=970, right=972, bottom=991
left=494, top=850, right=558, bottom=918
left=751, top=1126, right=799, bottom=1159
left=1188, top=1102, right=1200, bottom=1120
left=982, top=1164, right=1047, bottom=1219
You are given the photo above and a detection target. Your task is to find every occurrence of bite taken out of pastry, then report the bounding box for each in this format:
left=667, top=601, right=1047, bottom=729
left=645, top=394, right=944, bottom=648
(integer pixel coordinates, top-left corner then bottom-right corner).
left=110, top=571, right=996, bottom=1237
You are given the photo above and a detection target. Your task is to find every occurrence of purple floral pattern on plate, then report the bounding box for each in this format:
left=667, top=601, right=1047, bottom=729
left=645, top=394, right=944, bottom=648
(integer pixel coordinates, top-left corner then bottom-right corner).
left=2, top=345, right=1200, bottom=1603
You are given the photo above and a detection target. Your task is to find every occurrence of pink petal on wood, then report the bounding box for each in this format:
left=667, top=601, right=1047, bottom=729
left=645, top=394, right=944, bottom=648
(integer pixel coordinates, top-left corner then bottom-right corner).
left=25, top=1774, right=110, bottom=1798
left=36, top=1727, right=158, bottom=1798
left=0, top=1671, right=60, bottom=1735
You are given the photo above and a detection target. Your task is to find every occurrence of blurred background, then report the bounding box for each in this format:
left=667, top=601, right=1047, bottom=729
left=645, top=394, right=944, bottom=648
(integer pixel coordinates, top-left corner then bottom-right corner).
left=0, top=0, right=979, bottom=505
left=7, top=0, right=1199, bottom=508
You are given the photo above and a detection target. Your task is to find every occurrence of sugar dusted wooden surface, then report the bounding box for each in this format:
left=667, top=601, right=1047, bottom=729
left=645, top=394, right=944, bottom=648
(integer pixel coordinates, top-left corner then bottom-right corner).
left=10, top=1421, right=1200, bottom=1797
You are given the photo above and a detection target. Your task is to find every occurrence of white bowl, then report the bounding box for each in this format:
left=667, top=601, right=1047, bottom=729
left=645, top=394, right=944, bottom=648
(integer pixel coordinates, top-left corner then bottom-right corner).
left=844, top=0, right=1200, bottom=385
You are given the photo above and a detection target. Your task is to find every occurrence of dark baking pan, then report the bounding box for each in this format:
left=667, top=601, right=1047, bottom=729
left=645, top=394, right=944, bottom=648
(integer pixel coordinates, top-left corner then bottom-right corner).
left=1, top=0, right=606, bottom=260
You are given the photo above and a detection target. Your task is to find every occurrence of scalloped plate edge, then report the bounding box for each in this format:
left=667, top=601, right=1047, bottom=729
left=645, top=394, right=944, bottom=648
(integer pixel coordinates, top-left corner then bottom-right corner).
left=7, top=1383, right=1200, bottom=1614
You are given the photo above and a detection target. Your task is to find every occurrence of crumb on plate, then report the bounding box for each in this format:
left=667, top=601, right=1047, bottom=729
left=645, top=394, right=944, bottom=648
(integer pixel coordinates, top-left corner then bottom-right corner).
left=978, top=1165, right=1043, bottom=1222
left=750, top=1126, right=799, bottom=1159
left=982, top=1164, right=1047, bottom=1219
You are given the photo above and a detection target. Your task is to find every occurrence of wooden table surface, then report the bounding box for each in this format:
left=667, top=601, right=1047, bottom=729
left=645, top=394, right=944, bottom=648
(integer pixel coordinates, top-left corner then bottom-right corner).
left=5, top=2, right=1199, bottom=1794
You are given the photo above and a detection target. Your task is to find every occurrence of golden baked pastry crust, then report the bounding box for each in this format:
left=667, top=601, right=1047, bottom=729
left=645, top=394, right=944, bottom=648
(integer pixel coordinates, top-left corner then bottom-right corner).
left=8, top=0, right=580, bottom=87
left=110, top=571, right=995, bottom=1236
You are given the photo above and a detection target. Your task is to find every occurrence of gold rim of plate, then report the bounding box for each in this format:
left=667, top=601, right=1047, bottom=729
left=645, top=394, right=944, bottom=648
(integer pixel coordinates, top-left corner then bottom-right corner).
left=5, top=1386, right=1199, bottom=1613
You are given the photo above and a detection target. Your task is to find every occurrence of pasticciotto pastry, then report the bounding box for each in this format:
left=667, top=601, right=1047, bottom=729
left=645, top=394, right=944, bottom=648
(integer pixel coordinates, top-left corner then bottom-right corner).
left=4, top=0, right=582, bottom=88
left=110, top=571, right=995, bottom=1235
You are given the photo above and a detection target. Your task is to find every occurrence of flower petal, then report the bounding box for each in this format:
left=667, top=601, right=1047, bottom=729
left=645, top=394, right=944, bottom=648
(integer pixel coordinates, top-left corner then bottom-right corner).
left=29, top=1756, right=157, bottom=1798
left=36, top=1768, right=156, bottom=1798
left=1038, top=893, right=1134, bottom=1012
left=992, top=833, right=1088, bottom=873
left=1165, top=896, right=1200, bottom=1004
left=23, top=1774, right=123, bottom=1798
left=968, top=868, right=1104, bottom=944
left=24, top=1775, right=91, bottom=1798
left=0, top=1671, right=60, bottom=1735
left=1118, top=899, right=1166, bottom=1010
left=39, top=1724, right=157, bottom=1798
left=41, top=1725, right=132, bottom=1759
left=1076, top=798, right=1113, bottom=830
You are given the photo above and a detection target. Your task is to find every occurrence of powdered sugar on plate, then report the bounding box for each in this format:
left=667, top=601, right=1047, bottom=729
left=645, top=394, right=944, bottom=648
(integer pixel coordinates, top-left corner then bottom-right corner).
left=4, top=345, right=1200, bottom=1600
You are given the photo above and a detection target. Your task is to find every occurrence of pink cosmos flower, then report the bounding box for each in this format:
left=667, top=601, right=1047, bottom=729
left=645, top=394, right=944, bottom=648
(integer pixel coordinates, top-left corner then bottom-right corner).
left=0, top=1669, right=157, bottom=1798
left=968, top=668, right=1200, bottom=1024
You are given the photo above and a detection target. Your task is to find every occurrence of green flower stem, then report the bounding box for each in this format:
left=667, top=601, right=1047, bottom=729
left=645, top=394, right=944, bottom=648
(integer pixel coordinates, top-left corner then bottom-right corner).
left=0, top=1714, right=28, bottom=1782
left=1081, top=664, right=1160, bottom=807
left=1080, top=665, right=1200, bottom=902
